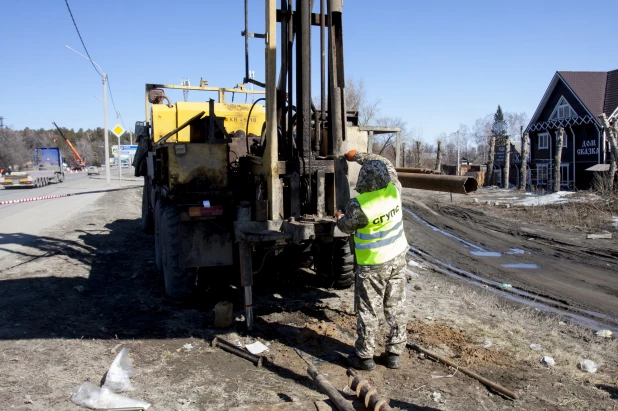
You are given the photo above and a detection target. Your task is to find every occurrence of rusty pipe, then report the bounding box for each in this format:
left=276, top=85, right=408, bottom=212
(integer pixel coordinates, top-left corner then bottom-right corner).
left=346, top=369, right=393, bottom=411
left=307, top=364, right=355, bottom=411
left=407, top=343, right=519, bottom=400
left=397, top=173, right=478, bottom=194
left=395, top=167, right=441, bottom=174
left=211, top=337, right=263, bottom=367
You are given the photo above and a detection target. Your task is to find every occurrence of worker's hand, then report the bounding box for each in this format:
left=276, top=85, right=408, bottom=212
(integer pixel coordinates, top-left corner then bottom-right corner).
left=335, top=211, right=344, bottom=220
left=344, top=150, right=358, bottom=162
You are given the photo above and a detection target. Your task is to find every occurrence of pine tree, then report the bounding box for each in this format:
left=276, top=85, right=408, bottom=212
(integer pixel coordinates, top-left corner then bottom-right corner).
left=492, top=105, right=508, bottom=146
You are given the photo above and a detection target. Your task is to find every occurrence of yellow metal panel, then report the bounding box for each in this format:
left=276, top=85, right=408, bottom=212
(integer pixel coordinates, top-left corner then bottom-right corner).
left=168, top=144, right=228, bottom=192
left=176, top=102, right=265, bottom=141
left=152, top=101, right=266, bottom=143
left=152, top=104, right=177, bottom=142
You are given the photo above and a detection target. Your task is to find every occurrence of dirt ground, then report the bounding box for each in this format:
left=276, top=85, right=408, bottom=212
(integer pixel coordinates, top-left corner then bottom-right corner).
left=1, top=185, right=617, bottom=410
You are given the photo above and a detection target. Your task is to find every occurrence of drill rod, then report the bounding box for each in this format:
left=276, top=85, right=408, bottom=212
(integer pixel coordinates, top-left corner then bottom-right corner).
left=211, top=337, right=263, bottom=367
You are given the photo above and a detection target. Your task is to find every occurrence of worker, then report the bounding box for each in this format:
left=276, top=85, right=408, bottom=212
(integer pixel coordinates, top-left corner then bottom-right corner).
left=336, top=150, right=409, bottom=371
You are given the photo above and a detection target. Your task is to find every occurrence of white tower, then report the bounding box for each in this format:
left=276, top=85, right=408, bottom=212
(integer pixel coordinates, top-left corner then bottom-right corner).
left=181, top=78, right=190, bottom=102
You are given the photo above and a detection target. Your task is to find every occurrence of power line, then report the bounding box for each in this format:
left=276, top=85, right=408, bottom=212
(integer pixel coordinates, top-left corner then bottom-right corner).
left=64, top=0, right=101, bottom=77
left=106, top=77, right=119, bottom=120
left=63, top=1, right=128, bottom=138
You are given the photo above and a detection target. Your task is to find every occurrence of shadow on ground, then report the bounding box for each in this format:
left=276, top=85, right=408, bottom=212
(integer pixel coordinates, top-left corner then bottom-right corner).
left=0, top=218, right=338, bottom=342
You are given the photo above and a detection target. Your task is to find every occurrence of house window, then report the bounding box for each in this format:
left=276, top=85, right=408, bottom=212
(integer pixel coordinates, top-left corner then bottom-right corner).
left=549, top=96, right=577, bottom=120
left=538, top=132, right=549, bottom=149
left=560, top=163, right=569, bottom=187
left=537, top=163, right=548, bottom=184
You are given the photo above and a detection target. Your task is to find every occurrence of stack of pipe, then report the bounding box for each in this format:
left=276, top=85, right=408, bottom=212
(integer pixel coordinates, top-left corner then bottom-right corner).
left=396, top=168, right=478, bottom=195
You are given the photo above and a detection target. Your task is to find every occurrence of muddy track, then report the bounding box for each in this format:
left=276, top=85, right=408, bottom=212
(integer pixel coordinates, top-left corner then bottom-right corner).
left=433, top=202, right=618, bottom=264
left=401, top=194, right=618, bottom=322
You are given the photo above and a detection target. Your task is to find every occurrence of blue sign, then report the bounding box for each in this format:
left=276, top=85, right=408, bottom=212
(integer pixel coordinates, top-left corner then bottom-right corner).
left=119, top=145, right=138, bottom=155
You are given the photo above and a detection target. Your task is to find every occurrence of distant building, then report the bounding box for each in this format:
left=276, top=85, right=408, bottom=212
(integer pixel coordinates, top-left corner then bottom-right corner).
left=492, top=141, right=529, bottom=188
left=525, top=70, right=618, bottom=190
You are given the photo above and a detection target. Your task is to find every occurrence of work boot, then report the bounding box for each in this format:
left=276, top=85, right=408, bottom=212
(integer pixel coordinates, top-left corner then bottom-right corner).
left=386, top=353, right=400, bottom=369
left=347, top=354, right=376, bottom=371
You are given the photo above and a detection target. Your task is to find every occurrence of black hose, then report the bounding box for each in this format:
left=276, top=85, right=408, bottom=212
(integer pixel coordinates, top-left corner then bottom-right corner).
left=245, top=98, right=266, bottom=155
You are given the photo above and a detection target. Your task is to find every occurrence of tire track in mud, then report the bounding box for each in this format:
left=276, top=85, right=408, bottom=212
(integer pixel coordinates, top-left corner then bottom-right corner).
left=401, top=199, right=618, bottom=332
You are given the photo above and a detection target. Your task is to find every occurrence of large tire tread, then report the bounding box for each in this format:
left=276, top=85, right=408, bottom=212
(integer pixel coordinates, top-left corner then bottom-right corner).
left=154, top=198, right=163, bottom=272
left=317, top=238, right=355, bottom=289
left=161, top=205, right=196, bottom=299
left=141, top=181, right=154, bottom=234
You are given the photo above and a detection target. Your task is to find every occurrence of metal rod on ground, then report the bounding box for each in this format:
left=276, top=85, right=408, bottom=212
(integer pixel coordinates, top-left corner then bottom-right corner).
left=397, top=173, right=478, bottom=194
left=346, top=369, right=393, bottom=411
left=211, top=337, right=263, bottom=367
left=294, top=349, right=354, bottom=411
left=407, top=343, right=519, bottom=400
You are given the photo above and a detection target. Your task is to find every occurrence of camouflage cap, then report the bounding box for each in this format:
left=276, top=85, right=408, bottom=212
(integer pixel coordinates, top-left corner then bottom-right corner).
left=355, top=160, right=390, bottom=193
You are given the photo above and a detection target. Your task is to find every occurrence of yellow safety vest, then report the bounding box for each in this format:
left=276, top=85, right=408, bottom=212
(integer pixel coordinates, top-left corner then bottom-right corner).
left=354, top=183, right=409, bottom=265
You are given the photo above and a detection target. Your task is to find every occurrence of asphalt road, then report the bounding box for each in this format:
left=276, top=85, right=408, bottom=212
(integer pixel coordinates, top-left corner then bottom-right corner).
left=0, top=168, right=141, bottom=261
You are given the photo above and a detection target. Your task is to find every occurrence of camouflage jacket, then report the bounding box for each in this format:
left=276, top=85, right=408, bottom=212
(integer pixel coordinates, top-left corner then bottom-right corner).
left=336, top=153, right=401, bottom=235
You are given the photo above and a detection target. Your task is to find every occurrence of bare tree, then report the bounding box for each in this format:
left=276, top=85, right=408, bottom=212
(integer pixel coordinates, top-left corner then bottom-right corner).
left=435, top=139, right=442, bottom=172
left=553, top=128, right=564, bottom=192
left=598, top=114, right=618, bottom=191
left=373, top=116, right=409, bottom=158
left=505, top=112, right=529, bottom=140
left=472, top=115, right=493, bottom=163
left=485, top=136, right=496, bottom=186
left=520, top=132, right=529, bottom=190
left=503, top=135, right=510, bottom=188
left=345, top=76, right=380, bottom=126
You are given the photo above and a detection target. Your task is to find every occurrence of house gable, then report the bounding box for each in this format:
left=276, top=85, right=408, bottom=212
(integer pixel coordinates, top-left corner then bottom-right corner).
left=536, top=80, right=589, bottom=123
left=549, top=96, right=577, bottom=120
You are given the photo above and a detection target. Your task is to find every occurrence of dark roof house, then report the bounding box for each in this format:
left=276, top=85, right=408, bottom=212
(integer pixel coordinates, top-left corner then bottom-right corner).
left=525, top=69, right=618, bottom=190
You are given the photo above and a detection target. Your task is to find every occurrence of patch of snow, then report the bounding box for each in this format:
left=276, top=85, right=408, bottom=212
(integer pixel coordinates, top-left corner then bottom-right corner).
left=516, top=191, right=576, bottom=206
left=501, top=263, right=539, bottom=269
left=506, top=248, right=525, bottom=255
left=470, top=251, right=502, bottom=257
left=498, top=197, right=519, bottom=200
left=611, top=217, right=618, bottom=228
left=407, top=260, right=422, bottom=268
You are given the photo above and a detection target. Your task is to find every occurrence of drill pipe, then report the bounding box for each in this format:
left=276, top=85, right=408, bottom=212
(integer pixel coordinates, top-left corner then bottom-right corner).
left=307, top=364, right=355, bottom=411
left=346, top=369, right=393, bottom=411
left=395, top=167, right=441, bottom=174
left=397, top=173, right=478, bottom=194
left=211, top=337, right=264, bottom=367
left=407, top=343, right=519, bottom=400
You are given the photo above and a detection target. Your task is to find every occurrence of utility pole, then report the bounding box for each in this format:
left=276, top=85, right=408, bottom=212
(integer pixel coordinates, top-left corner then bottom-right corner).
left=66, top=45, right=111, bottom=185
left=456, top=129, right=460, bottom=176
left=116, top=112, right=122, bottom=186
left=0, top=116, right=4, bottom=129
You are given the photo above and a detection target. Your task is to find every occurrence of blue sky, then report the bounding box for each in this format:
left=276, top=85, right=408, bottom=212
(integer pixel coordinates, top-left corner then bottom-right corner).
left=1, top=0, right=617, bottom=142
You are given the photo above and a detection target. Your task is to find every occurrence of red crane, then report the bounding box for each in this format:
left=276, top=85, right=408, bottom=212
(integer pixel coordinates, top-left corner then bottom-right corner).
left=52, top=121, right=86, bottom=169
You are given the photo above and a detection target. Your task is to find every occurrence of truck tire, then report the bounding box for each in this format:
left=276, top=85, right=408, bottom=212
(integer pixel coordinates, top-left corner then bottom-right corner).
left=141, top=181, right=154, bottom=234
left=154, top=198, right=163, bottom=272
left=160, top=205, right=196, bottom=299
left=316, top=238, right=355, bottom=289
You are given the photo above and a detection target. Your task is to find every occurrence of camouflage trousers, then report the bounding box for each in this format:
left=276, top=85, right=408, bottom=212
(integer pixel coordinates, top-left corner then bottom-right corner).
left=355, top=250, right=408, bottom=359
